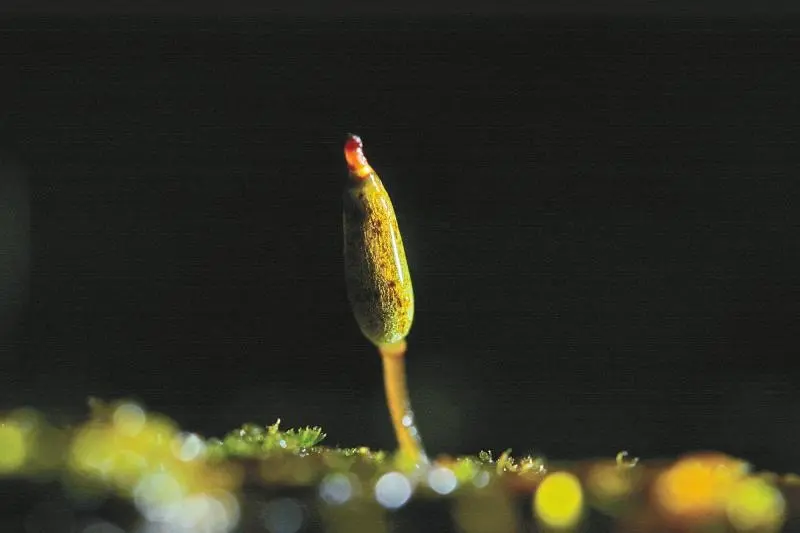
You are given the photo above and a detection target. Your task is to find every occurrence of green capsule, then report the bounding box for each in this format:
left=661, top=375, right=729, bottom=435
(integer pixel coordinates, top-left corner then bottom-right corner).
left=342, top=134, right=414, bottom=347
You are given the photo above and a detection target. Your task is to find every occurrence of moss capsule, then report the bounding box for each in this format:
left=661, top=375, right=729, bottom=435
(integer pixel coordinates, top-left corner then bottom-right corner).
left=342, top=134, right=426, bottom=464
left=342, top=134, right=414, bottom=347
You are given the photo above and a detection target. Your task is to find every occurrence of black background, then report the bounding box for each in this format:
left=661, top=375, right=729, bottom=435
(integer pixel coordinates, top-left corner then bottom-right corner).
left=1, top=9, right=799, bottom=473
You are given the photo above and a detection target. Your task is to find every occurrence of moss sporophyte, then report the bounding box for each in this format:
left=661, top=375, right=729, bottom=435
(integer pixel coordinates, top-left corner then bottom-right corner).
left=342, top=134, right=426, bottom=466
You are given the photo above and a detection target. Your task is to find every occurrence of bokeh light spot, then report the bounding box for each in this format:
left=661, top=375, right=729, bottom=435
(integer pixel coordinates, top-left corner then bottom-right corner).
left=654, top=455, right=747, bottom=520
left=262, top=498, right=304, bottom=533
left=113, top=403, right=146, bottom=437
left=133, top=472, right=184, bottom=521
left=375, top=472, right=412, bottom=509
left=319, top=473, right=353, bottom=505
left=587, top=464, right=632, bottom=500
left=472, top=470, right=490, bottom=488
left=726, top=478, right=785, bottom=531
left=534, top=472, right=584, bottom=529
left=0, top=422, right=27, bottom=473
left=427, top=466, right=458, bottom=495
left=172, top=433, right=206, bottom=462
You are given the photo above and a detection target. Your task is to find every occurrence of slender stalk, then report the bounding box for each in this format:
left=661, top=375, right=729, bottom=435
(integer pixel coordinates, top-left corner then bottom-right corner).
left=378, top=341, right=427, bottom=464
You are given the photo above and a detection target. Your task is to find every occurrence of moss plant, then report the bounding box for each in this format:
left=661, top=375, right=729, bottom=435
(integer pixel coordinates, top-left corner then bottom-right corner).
left=206, top=420, right=326, bottom=459
left=1, top=137, right=797, bottom=532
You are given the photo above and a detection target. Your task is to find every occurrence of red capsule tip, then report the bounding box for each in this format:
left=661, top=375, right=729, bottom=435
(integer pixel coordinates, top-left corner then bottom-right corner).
left=344, top=134, right=373, bottom=179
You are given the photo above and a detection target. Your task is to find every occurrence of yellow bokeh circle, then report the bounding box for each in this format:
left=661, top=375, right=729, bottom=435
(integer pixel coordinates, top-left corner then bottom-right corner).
left=534, top=471, right=584, bottom=529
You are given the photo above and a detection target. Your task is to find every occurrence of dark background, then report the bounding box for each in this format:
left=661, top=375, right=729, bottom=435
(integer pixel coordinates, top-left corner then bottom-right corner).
left=1, top=10, right=799, bottom=473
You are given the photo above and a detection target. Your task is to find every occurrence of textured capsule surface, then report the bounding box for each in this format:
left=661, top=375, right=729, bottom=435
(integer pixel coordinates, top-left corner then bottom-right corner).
left=343, top=135, right=414, bottom=346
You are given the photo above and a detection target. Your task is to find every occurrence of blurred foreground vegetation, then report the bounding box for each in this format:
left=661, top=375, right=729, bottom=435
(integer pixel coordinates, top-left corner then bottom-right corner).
left=0, top=399, right=797, bottom=533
